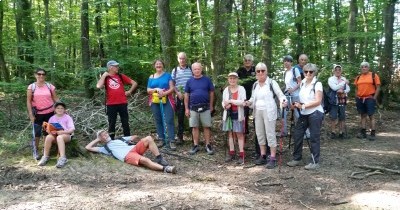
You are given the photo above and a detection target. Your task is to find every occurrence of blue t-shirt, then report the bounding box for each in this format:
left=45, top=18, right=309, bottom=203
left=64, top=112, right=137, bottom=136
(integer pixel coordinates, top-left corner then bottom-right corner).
left=185, top=76, right=215, bottom=106
left=147, top=72, right=172, bottom=90
left=99, top=140, right=135, bottom=162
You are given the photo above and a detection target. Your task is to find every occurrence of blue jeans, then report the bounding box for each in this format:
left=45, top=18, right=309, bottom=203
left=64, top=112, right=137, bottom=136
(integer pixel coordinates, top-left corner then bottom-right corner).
left=292, top=110, right=323, bottom=163
left=151, top=102, right=175, bottom=142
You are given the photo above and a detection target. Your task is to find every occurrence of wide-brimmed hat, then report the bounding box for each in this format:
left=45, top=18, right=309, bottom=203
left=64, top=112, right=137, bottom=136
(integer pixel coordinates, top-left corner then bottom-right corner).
left=228, top=72, right=238, bottom=77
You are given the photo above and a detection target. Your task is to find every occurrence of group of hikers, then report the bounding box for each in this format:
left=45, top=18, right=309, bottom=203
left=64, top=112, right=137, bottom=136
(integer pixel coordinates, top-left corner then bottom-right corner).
left=27, top=52, right=381, bottom=174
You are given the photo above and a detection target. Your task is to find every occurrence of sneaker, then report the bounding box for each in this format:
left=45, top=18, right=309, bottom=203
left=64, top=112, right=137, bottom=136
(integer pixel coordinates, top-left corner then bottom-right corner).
left=55, top=157, right=68, bottom=168
left=225, top=155, right=235, bottom=162
left=156, top=156, right=169, bottom=166
left=254, top=157, right=267, bottom=165
left=287, top=160, right=301, bottom=167
left=38, top=156, right=49, bottom=166
left=169, top=142, right=177, bottom=151
left=205, top=144, right=214, bottom=155
left=236, top=158, right=244, bottom=165
left=164, top=166, right=177, bottom=174
left=188, top=145, right=199, bottom=155
left=304, top=163, right=320, bottom=170
left=266, top=159, right=276, bottom=169
left=368, top=134, right=376, bottom=141
left=330, top=132, right=336, bottom=139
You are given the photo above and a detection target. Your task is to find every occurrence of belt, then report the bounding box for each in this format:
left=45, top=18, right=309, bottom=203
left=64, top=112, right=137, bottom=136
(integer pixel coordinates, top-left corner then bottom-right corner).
left=357, top=95, right=374, bottom=103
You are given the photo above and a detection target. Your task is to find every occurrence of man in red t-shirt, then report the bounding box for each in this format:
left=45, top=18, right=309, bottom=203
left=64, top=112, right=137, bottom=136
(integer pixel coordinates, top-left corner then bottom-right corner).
left=97, top=60, right=138, bottom=139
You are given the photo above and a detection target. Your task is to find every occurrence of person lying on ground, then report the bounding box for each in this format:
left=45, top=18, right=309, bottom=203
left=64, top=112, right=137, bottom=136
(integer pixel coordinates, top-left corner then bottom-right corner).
left=85, top=130, right=177, bottom=174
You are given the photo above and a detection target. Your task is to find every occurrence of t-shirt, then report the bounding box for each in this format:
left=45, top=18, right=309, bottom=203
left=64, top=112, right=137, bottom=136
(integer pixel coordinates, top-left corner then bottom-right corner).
left=48, top=114, right=75, bottom=132
left=354, top=72, right=381, bottom=97
left=105, top=74, right=133, bottom=105
left=284, top=68, right=301, bottom=95
left=230, top=91, right=238, bottom=111
left=98, top=139, right=135, bottom=162
left=299, top=77, right=324, bottom=115
left=255, top=85, right=269, bottom=110
left=28, top=83, right=55, bottom=114
left=171, top=66, right=192, bottom=91
left=147, top=72, right=172, bottom=90
left=236, top=66, right=256, bottom=100
left=185, top=76, right=215, bottom=106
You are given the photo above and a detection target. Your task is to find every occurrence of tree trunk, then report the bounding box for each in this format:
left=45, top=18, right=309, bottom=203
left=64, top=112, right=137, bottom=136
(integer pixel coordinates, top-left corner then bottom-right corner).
left=95, top=0, right=106, bottom=67
left=380, top=0, right=396, bottom=107
left=334, top=0, right=343, bottom=61
left=347, top=0, right=357, bottom=64
left=157, top=0, right=175, bottom=70
left=81, top=0, right=93, bottom=98
left=294, top=0, right=304, bottom=56
left=189, top=0, right=198, bottom=59
left=262, top=0, right=274, bottom=72
left=233, top=1, right=243, bottom=58
left=211, top=0, right=233, bottom=78
left=43, top=0, right=54, bottom=82
left=0, top=1, right=9, bottom=82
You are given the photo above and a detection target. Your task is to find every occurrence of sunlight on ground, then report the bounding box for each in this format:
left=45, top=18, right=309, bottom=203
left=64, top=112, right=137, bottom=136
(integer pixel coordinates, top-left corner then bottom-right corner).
left=350, top=148, right=400, bottom=155
left=350, top=190, right=400, bottom=209
left=376, top=132, right=400, bottom=138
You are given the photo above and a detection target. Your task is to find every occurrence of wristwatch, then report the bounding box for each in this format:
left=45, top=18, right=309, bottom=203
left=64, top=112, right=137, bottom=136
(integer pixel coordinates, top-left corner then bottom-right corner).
left=302, top=104, right=306, bottom=110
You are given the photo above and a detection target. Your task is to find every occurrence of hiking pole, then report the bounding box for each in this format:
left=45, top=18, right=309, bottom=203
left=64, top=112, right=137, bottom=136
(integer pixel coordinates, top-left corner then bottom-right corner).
left=159, top=97, right=168, bottom=148
left=288, top=107, right=295, bottom=150
left=278, top=102, right=285, bottom=172
left=31, top=122, right=39, bottom=159
left=305, top=136, right=316, bottom=165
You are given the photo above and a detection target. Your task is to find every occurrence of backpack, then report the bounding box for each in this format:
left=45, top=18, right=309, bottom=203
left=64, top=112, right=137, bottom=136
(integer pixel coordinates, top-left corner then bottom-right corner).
left=294, top=65, right=305, bottom=80
left=172, top=65, right=192, bottom=85
left=302, top=80, right=330, bottom=114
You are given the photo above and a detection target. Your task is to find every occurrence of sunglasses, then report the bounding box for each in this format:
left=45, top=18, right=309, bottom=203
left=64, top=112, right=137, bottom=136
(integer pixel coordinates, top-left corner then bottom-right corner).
left=256, top=70, right=266, bottom=73
left=361, top=66, right=368, bottom=68
left=36, top=73, right=46, bottom=76
left=304, top=71, right=314, bottom=74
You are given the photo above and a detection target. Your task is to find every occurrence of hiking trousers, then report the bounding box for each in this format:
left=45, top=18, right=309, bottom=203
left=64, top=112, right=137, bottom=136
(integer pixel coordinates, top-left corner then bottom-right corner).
left=107, top=104, right=131, bottom=139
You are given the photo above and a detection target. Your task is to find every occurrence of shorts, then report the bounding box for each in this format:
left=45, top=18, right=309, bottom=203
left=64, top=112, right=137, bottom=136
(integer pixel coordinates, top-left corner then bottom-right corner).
left=329, top=105, right=346, bottom=121
left=356, top=97, right=376, bottom=116
left=222, top=119, right=244, bottom=133
left=189, top=110, right=212, bottom=127
left=34, top=112, right=54, bottom=137
left=124, top=140, right=147, bottom=166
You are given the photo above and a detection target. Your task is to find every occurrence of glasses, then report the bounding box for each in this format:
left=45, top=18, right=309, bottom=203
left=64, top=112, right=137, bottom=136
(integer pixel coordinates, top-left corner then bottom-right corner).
left=36, top=73, right=46, bottom=76
left=256, top=70, right=266, bottom=73
left=304, top=71, right=314, bottom=74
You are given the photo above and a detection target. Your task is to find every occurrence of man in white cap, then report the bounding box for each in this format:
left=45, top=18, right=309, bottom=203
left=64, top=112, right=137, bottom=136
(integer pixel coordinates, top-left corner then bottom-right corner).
left=96, top=60, right=138, bottom=139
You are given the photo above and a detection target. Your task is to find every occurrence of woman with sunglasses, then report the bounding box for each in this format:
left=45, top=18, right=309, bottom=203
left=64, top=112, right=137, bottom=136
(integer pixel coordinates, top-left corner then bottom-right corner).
left=27, top=68, right=59, bottom=160
left=287, top=63, right=323, bottom=170
left=245, top=62, right=287, bottom=169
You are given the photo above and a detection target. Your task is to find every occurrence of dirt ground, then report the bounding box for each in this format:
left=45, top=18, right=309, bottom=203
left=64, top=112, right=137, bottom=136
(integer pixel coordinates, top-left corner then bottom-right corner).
left=0, top=106, right=399, bottom=210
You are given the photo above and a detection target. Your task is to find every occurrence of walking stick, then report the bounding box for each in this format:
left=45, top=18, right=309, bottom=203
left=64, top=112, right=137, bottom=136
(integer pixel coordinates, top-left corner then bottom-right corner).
left=278, top=104, right=285, bottom=172
left=31, top=122, right=39, bottom=159
left=288, top=108, right=295, bottom=150
left=305, top=137, right=316, bottom=165
left=159, top=97, right=168, bottom=148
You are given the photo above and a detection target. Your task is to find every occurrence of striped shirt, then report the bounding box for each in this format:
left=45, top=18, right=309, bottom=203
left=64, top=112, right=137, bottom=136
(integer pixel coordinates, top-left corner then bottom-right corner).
left=171, top=66, right=192, bottom=92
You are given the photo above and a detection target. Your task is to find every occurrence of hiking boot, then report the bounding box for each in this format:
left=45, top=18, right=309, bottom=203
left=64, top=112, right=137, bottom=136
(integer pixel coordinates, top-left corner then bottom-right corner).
left=205, top=144, right=214, bottom=155
left=164, top=166, right=177, bottom=174
left=368, top=133, right=376, bottom=141
left=188, top=145, right=199, bottom=155
left=38, top=156, right=49, bottom=166
left=55, top=157, right=68, bottom=168
left=287, top=160, right=301, bottom=167
left=338, top=133, right=344, bottom=139
left=330, top=132, right=336, bottom=139
left=156, top=156, right=169, bottom=166
left=236, top=157, right=244, bottom=165
left=225, top=154, right=235, bottom=162
left=254, top=157, right=267, bottom=165
left=169, top=142, right=177, bottom=151
left=304, top=163, right=320, bottom=170
left=266, top=159, right=276, bottom=169
left=356, top=129, right=367, bottom=139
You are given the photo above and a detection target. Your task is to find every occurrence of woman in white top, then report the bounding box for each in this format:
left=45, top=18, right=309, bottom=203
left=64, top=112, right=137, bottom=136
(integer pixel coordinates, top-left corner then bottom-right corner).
left=287, top=63, right=324, bottom=170
left=245, top=62, right=287, bottom=169
left=222, top=72, right=247, bottom=164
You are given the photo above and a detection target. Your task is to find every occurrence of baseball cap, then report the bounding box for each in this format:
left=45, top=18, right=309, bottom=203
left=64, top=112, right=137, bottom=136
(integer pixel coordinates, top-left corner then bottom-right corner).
left=107, top=60, right=119, bottom=68
left=228, top=72, right=238, bottom=77
left=54, top=101, right=66, bottom=109
left=333, top=64, right=342, bottom=71
left=283, top=55, right=293, bottom=62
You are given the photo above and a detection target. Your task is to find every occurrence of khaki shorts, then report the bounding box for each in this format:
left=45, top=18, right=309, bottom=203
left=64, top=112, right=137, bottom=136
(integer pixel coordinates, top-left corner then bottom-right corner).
left=124, top=140, right=147, bottom=166
left=189, top=110, right=212, bottom=127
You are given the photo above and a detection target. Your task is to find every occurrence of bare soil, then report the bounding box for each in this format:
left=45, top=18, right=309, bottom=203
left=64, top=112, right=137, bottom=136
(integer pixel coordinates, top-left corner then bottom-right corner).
left=1, top=106, right=399, bottom=210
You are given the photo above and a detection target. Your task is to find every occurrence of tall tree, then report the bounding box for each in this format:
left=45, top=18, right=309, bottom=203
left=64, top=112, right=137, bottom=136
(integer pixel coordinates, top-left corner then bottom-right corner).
left=334, top=0, right=343, bottom=62
left=95, top=0, right=106, bottom=66
left=0, top=0, right=9, bottom=82
left=380, top=0, right=396, bottom=107
left=347, top=0, right=357, bottom=63
left=211, top=0, right=233, bottom=78
left=262, top=0, right=274, bottom=71
left=157, top=0, right=175, bottom=69
left=81, top=0, right=93, bottom=98
left=294, top=0, right=304, bottom=56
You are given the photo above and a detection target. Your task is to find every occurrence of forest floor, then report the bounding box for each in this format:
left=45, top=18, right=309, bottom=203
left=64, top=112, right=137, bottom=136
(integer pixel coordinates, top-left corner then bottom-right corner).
left=0, top=103, right=399, bottom=210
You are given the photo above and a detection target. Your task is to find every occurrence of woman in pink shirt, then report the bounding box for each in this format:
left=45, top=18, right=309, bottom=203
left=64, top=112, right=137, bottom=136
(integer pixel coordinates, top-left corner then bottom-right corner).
left=26, top=68, right=59, bottom=160
left=38, top=102, right=75, bottom=168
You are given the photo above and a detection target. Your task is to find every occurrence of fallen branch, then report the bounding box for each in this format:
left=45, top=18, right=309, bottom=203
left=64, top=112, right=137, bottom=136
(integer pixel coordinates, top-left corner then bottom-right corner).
left=297, top=200, right=316, bottom=210
left=355, top=165, right=400, bottom=174
left=349, top=170, right=383, bottom=180
left=255, top=182, right=282, bottom=187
